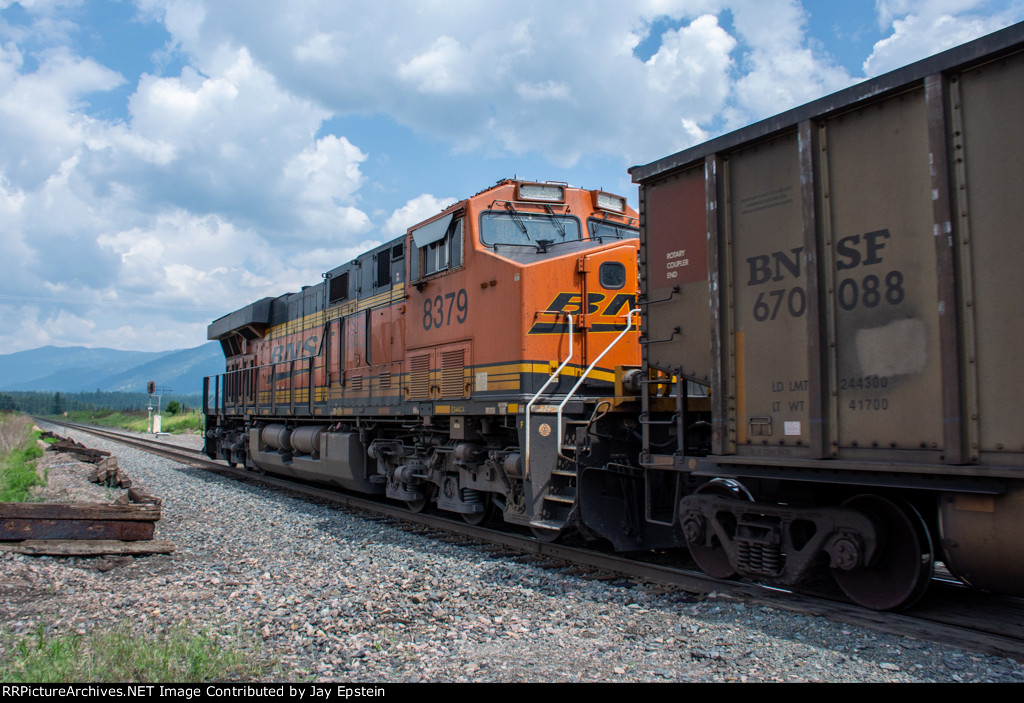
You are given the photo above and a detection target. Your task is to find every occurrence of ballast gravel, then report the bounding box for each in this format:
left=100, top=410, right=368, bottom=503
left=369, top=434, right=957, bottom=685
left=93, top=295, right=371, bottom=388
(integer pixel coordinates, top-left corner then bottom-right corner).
left=2, top=427, right=1022, bottom=683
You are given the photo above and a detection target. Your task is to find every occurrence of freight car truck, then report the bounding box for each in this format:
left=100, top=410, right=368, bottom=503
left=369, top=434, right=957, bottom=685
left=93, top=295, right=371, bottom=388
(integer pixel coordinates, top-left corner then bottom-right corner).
left=612, top=23, right=1024, bottom=609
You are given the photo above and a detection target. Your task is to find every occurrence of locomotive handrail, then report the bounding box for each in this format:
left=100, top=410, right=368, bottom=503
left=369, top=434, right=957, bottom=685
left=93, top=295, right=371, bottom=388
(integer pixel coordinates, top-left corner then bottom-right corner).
left=556, top=308, right=640, bottom=464
left=207, top=358, right=301, bottom=417
left=524, top=311, right=574, bottom=480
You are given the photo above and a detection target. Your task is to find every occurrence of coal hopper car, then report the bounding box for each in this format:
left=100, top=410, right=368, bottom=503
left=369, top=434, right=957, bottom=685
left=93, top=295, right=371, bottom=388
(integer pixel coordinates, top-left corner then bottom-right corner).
left=587, top=23, right=1024, bottom=610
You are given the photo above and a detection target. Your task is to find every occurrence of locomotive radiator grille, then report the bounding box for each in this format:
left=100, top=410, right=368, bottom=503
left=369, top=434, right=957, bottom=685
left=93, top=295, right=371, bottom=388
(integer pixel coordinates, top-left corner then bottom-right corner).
left=440, top=349, right=466, bottom=398
left=409, top=354, right=431, bottom=399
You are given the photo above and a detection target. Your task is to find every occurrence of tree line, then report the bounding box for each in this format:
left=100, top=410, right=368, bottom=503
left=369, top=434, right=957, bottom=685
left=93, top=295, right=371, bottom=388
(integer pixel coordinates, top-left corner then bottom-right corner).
left=0, top=390, right=203, bottom=415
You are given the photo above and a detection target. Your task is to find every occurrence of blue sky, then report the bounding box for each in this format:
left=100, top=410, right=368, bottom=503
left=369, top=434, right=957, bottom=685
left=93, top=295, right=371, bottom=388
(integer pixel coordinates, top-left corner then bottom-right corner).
left=1, top=0, right=1021, bottom=354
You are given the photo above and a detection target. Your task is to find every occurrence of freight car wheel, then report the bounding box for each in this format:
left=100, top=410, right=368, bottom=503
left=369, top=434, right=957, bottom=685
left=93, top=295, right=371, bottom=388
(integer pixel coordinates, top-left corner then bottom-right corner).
left=831, top=495, right=933, bottom=611
left=687, top=479, right=753, bottom=579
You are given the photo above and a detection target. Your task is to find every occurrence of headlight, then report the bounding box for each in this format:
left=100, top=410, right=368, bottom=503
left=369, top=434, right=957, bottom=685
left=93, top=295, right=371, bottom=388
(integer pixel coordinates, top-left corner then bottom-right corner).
left=592, top=190, right=626, bottom=213
left=516, top=182, right=565, bottom=203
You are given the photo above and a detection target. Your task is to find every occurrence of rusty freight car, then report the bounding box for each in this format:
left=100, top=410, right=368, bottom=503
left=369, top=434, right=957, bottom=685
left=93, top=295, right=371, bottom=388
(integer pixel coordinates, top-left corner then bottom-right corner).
left=599, top=23, right=1024, bottom=610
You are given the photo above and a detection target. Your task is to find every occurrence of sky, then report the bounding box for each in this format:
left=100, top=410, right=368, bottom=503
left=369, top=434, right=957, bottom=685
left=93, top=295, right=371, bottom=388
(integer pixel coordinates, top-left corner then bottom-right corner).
left=1, top=0, right=1021, bottom=354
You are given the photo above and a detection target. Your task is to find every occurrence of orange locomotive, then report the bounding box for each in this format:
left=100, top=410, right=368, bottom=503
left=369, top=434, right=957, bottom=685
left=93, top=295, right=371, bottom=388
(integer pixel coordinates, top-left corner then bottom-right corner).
left=204, top=179, right=642, bottom=534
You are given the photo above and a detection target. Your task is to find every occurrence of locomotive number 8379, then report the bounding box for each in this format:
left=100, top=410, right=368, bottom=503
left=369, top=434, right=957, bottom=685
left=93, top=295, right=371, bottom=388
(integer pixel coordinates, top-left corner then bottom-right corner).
left=204, top=179, right=649, bottom=537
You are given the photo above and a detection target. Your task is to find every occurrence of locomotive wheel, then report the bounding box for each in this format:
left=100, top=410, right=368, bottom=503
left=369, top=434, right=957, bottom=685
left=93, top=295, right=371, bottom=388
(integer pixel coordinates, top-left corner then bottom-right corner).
left=406, top=486, right=435, bottom=514
left=462, top=498, right=493, bottom=526
left=406, top=498, right=428, bottom=513
left=687, top=479, right=752, bottom=579
left=832, top=495, right=934, bottom=611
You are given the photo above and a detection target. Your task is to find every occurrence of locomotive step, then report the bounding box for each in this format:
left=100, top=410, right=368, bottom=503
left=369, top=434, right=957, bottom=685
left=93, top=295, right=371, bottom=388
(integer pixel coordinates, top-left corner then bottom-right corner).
left=528, top=519, right=567, bottom=530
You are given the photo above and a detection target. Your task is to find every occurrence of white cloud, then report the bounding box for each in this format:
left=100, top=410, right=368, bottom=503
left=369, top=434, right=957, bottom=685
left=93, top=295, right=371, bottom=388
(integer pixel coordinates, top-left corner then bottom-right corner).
left=515, top=80, right=571, bottom=102
left=398, top=36, right=474, bottom=95
left=96, top=210, right=286, bottom=307
left=123, top=46, right=375, bottom=242
left=282, top=135, right=366, bottom=206
left=645, top=15, right=736, bottom=103
left=875, top=0, right=988, bottom=28
left=0, top=305, right=98, bottom=352
left=384, top=194, right=458, bottom=238
left=864, top=3, right=1016, bottom=75
left=0, top=0, right=1020, bottom=355
left=721, top=0, right=852, bottom=127
left=113, top=2, right=857, bottom=167
left=0, top=46, right=124, bottom=187
left=279, top=135, right=371, bottom=237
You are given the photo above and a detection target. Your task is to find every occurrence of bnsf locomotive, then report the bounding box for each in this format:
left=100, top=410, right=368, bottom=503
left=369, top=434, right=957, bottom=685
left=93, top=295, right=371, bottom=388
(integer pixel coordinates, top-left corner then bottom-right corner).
left=204, top=179, right=644, bottom=537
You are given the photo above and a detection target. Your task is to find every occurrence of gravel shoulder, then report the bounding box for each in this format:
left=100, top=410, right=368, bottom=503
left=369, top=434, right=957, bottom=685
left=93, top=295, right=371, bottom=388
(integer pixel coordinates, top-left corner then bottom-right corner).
left=2, top=426, right=1022, bottom=683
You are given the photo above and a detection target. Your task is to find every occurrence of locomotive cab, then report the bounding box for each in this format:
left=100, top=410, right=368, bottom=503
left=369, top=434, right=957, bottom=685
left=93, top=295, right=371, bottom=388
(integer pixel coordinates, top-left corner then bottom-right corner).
left=388, top=180, right=644, bottom=531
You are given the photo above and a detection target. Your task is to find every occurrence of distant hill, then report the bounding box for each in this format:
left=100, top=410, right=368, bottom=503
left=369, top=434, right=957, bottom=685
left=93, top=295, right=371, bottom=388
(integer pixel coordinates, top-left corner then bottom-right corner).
left=0, top=343, right=224, bottom=395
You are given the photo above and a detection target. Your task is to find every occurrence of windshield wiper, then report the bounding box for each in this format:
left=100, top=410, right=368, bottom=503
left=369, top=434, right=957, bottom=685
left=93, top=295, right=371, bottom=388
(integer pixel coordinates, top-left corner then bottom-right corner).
left=544, top=204, right=567, bottom=240
left=504, top=202, right=530, bottom=239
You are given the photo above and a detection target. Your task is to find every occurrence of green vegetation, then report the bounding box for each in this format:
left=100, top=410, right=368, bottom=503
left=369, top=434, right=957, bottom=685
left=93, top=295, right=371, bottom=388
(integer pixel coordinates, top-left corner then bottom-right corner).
left=0, top=390, right=202, bottom=417
left=1, top=621, right=275, bottom=683
left=0, top=413, right=45, bottom=502
left=54, top=409, right=204, bottom=435
left=1, top=391, right=204, bottom=435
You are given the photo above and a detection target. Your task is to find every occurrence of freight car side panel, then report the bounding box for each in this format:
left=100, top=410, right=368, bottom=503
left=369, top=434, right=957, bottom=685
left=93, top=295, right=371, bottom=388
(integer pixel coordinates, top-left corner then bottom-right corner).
left=642, top=166, right=710, bottom=384
left=635, top=30, right=1024, bottom=472
left=955, top=50, right=1024, bottom=460
left=821, top=89, right=944, bottom=457
left=624, top=25, right=1024, bottom=607
left=725, top=131, right=810, bottom=453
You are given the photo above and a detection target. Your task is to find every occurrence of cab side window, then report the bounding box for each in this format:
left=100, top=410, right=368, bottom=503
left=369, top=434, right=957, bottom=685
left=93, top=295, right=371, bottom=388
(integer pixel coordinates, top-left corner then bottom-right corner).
left=410, top=215, right=462, bottom=281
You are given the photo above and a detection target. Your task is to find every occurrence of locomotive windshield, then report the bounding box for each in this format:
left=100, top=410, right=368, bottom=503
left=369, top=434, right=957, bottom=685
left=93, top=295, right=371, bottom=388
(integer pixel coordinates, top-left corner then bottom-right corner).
left=479, top=210, right=581, bottom=249
left=588, top=219, right=639, bottom=241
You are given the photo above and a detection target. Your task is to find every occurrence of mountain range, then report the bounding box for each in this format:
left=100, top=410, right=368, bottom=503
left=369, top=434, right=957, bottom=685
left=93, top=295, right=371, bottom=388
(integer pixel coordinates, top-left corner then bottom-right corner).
left=0, top=343, right=224, bottom=396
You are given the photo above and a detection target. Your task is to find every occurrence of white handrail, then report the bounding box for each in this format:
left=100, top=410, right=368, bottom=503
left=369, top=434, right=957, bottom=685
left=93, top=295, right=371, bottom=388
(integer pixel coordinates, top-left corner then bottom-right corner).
left=555, top=308, right=640, bottom=461
left=524, top=312, right=573, bottom=479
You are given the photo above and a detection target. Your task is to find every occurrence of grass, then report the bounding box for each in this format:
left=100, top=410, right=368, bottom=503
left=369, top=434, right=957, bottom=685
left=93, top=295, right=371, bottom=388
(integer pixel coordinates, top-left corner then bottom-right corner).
left=0, top=413, right=45, bottom=502
left=56, top=409, right=204, bottom=435
left=0, top=621, right=275, bottom=683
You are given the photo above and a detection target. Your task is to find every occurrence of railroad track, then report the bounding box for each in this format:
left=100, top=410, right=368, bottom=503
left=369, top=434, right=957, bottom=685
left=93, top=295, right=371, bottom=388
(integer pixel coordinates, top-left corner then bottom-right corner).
left=41, top=419, right=1024, bottom=662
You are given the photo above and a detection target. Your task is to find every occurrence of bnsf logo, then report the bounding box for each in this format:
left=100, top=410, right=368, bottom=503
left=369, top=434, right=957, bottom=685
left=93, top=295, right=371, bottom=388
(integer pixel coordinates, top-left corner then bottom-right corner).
left=528, top=292, right=636, bottom=334
left=271, top=335, right=318, bottom=363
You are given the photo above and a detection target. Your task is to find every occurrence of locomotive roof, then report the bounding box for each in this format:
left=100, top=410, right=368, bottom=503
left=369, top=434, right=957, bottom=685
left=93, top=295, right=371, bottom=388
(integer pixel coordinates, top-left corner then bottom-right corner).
left=207, top=297, right=273, bottom=341
left=207, top=178, right=635, bottom=341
